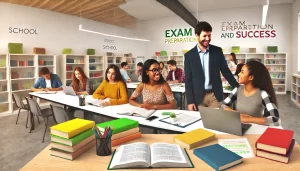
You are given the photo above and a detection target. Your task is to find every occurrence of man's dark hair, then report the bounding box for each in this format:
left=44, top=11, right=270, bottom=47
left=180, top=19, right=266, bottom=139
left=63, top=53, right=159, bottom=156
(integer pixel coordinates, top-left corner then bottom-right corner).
left=121, top=62, right=128, bottom=68
left=39, top=67, right=50, bottom=75
left=195, top=21, right=212, bottom=35
left=137, top=62, right=143, bottom=67
left=167, top=59, right=176, bottom=66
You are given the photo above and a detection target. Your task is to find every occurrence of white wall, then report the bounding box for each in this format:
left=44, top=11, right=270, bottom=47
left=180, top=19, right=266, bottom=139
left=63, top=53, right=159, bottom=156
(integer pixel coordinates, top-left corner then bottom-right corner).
left=0, top=2, right=148, bottom=61
left=138, top=4, right=293, bottom=90
left=292, top=0, right=300, bottom=74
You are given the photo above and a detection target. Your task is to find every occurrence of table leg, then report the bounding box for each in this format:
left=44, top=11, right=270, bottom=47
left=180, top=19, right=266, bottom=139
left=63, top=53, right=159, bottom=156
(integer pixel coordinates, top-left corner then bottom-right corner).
left=180, top=93, right=183, bottom=110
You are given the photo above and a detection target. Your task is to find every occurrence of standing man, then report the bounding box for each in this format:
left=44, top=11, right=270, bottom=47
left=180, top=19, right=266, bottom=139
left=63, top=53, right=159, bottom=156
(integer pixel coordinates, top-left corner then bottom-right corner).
left=184, top=21, right=238, bottom=110
left=120, top=62, right=132, bottom=83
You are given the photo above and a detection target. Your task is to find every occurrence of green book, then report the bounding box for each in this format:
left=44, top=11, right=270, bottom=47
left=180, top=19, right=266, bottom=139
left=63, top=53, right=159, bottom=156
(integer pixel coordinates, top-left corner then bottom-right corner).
left=96, top=118, right=139, bottom=135
left=267, top=46, right=278, bottom=52
left=50, top=129, right=94, bottom=146
left=231, top=46, right=240, bottom=53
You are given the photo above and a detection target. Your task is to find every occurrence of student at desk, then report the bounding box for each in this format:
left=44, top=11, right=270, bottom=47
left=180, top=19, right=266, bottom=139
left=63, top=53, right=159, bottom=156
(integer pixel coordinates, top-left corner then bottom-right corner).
left=222, top=60, right=280, bottom=126
left=31, top=67, right=63, bottom=92
left=92, top=64, right=128, bottom=106
left=129, top=59, right=176, bottom=109
left=67, top=67, right=91, bottom=120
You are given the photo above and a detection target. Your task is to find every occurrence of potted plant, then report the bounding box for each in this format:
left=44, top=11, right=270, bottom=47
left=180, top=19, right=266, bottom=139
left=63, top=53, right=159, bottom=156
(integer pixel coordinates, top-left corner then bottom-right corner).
left=170, top=113, right=176, bottom=123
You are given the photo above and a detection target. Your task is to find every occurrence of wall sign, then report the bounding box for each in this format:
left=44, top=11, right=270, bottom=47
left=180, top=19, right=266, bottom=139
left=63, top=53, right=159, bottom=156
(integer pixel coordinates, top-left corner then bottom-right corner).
left=165, top=28, right=197, bottom=44
left=9, top=27, right=38, bottom=35
left=103, top=39, right=117, bottom=50
left=221, top=21, right=276, bottom=38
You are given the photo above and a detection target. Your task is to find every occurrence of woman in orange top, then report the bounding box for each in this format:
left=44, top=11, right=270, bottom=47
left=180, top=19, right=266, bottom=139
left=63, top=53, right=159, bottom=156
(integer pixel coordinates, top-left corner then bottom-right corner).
left=92, top=64, right=128, bottom=106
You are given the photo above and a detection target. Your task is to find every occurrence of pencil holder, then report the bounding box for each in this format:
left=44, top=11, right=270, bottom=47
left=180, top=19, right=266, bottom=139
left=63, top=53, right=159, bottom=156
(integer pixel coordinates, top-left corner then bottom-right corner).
left=79, top=97, right=85, bottom=106
left=96, top=137, right=112, bottom=156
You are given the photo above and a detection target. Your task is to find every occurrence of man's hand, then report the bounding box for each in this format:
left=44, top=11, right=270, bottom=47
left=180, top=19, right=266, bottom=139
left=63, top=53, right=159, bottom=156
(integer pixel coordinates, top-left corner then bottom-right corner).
left=44, top=88, right=52, bottom=92
left=188, top=104, right=197, bottom=111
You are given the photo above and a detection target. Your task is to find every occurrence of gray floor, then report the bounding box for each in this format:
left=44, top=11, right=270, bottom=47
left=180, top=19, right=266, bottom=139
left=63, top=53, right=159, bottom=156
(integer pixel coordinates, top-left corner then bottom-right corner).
left=0, top=93, right=300, bottom=171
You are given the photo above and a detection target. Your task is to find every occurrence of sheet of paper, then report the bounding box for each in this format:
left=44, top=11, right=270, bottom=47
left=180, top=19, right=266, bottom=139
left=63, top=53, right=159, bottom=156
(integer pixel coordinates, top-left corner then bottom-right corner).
left=163, top=114, right=200, bottom=127
left=218, top=138, right=255, bottom=158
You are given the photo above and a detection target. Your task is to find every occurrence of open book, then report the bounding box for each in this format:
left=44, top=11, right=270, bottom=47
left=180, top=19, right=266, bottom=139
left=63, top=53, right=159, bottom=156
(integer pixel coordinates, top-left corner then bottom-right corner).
left=85, top=96, right=110, bottom=107
left=117, top=105, right=155, bottom=118
left=108, top=142, right=193, bottom=169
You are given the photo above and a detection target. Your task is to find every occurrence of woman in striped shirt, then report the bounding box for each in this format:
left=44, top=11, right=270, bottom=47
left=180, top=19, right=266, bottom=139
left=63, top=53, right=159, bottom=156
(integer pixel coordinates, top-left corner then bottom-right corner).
left=222, top=60, right=280, bottom=126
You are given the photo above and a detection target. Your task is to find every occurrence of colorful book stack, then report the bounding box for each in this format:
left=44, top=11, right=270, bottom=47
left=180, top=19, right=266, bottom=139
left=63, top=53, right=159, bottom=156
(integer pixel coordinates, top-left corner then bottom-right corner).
left=49, top=118, right=96, bottom=160
left=174, top=128, right=215, bottom=150
left=10, top=60, right=34, bottom=67
left=194, top=144, right=243, bottom=171
left=39, top=60, right=53, bottom=66
left=96, top=118, right=141, bottom=147
left=255, top=128, right=295, bottom=163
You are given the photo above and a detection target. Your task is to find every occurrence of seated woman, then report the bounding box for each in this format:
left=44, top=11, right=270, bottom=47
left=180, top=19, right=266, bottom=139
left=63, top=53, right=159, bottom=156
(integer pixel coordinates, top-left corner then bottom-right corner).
left=67, top=67, right=91, bottom=120
left=222, top=60, right=280, bottom=126
left=129, top=59, right=176, bottom=110
left=92, top=64, right=128, bottom=106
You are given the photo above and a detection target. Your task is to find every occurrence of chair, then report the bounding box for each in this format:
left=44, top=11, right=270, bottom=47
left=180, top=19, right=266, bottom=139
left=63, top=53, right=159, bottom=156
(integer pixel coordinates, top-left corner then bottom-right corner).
left=25, top=97, right=57, bottom=142
left=50, top=104, right=68, bottom=124
left=12, top=93, right=30, bottom=128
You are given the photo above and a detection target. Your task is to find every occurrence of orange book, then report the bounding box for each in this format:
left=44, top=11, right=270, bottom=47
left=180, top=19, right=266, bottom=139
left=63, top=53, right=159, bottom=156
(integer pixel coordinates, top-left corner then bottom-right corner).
left=112, top=132, right=141, bottom=147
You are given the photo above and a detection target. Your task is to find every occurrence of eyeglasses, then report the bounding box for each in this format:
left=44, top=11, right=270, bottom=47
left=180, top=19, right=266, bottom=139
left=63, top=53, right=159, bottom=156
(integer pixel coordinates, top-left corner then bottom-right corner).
left=148, top=68, right=162, bottom=73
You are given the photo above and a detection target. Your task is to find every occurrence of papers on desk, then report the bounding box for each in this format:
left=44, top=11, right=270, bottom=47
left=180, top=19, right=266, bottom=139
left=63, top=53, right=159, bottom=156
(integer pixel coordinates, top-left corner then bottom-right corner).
left=159, top=113, right=201, bottom=128
left=35, top=91, right=57, bottom=94
left=218, top=138, right=255, bottom=158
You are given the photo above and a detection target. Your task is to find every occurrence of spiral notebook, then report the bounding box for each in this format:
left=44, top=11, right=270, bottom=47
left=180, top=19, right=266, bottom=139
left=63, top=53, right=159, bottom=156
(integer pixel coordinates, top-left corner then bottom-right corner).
left=159, top=114, right=201, bottom=128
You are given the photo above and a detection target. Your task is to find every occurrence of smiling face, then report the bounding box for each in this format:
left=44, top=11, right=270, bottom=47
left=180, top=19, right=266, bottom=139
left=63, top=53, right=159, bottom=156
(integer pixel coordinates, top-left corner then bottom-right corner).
left=147, top=63, right=161, bottom=81
left=107, top=68, right=116, bottom=82
left=238, top=65, right=254, bottom=84
left=196, top=30, right=211, bottom=48
left=74, top=70, right=82, bottom=80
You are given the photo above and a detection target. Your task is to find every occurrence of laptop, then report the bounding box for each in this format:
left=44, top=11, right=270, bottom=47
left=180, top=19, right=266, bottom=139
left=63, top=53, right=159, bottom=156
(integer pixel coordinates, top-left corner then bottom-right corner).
left=62, top=85, right=77, bottom=96
left=198, top=106, right=252, bottom=136
left=128, top=73, right=139, bottom=82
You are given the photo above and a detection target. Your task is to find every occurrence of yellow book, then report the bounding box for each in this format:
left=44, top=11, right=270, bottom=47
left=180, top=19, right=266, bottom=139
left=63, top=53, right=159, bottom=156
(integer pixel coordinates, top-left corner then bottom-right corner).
left=174, top=128, right=215, bottom=149
left=50, top=118, right=95, bottom=139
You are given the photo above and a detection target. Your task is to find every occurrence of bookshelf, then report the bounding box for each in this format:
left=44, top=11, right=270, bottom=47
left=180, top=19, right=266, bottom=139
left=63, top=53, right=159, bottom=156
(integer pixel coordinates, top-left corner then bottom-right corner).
left=105, top=54, right=137, bottom=75
left=85, top=55, right=104, bottom=93
left=170, top=55, right=184, bottom=69
left=223, top=53, right=287, bottom=94
left=291, top=74, right=300, bottom=108
left=62, top=54, right=86, bottom=86
left=0, top=54, right=10, bottom=113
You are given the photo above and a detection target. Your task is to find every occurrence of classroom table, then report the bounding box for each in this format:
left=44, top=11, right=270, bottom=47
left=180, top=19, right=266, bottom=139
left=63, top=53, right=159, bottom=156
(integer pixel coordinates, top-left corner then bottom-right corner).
left=126, top=82, right=232, bottom=110
left=29, top=92, right=280, bottom=135
left=20, top=134, right=300, bottom=171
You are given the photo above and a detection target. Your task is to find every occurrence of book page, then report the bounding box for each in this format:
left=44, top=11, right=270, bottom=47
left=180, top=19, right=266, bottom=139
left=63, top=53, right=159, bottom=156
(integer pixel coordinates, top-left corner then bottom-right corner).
left=85, top=96, right=110, bottom=107
left=35, top=91, right=57, bottom=94
left=133, top=108, right=155, bottom=118
left=150, top=143, right=186, bottom=165
left=109, top=142, right=151, bottom=169
left=218, top=138, right=255, bottom=158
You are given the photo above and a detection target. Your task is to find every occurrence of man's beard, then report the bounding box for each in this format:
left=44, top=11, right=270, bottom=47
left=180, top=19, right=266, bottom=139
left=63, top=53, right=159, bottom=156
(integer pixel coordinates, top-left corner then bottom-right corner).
left=199, top=40, right=210, bottom=47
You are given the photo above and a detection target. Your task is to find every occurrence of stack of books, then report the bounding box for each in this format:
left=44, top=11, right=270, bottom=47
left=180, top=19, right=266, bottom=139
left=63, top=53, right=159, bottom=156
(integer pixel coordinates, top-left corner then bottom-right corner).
left=49, top=118, right=96, bottom=160
left=255, top=128, right=295, bottom=163
left=96, top=118, right=141, bottom=147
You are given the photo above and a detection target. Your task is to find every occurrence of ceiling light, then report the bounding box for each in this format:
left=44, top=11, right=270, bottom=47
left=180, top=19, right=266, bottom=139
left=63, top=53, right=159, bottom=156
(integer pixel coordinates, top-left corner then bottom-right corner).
left=262, top=0, right=269, bottom=25
left=79, top=24, right=150, bottom=42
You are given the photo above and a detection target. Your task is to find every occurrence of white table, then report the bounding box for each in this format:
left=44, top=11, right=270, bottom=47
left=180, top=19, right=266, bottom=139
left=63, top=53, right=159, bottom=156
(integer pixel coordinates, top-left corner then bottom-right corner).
left=29, top=92, right=281, bottom=135
left=127, top=83, right=232, bottom=110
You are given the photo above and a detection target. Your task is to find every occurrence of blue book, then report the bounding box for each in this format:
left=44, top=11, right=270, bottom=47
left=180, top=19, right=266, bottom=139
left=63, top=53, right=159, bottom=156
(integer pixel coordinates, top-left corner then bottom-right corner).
left=193, top=144, right=243, bottom=171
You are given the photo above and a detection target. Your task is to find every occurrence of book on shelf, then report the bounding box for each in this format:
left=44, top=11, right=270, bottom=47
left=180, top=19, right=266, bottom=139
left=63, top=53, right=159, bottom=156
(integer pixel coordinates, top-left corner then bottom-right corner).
left=50, top=118, right=95, bottom=139
left=193, top=144, right=243, bottom=171
left=108, top=142, right=193, bottom=169
left=255, top=128, right=294, bottom=155
left=96, top=118, right=139, bottom=135
left=117, top=105, right=155, bottom=118
left=50, top=129, right=94, bottom=146
left=50, top=140, right=95, bottom=160
left=256, top=139, right=295, bottom=163
left=174, top=128, right=215, bottom=149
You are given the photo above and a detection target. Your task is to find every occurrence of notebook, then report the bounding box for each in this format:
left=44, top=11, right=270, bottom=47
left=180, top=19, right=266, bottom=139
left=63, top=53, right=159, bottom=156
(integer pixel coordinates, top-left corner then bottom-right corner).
left=159, top=113, right=200, bottom=128
left=194, top=144, right=243, bottom=171
left=108, top=142, right=193, bottom=169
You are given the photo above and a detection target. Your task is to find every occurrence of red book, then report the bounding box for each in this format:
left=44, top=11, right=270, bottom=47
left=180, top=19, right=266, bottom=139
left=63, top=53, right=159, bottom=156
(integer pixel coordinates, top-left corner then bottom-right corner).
left=255, top=128, right=294, bottom=155
left=256, top=139, right=295, bottom=164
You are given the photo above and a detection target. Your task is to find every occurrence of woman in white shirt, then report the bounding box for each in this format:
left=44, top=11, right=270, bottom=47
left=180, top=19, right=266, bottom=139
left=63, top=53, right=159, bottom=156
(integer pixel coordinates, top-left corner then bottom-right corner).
left=159, top=62, right=168, bottom=80
left=228, top=52, right=237, bottom=74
